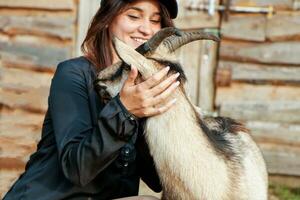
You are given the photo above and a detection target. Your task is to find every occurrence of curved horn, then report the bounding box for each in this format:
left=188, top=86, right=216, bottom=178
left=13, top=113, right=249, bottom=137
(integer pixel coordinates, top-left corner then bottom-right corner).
left=135, top=27, right=182, bottom=54
left=163, top=30, right=220, bottom=52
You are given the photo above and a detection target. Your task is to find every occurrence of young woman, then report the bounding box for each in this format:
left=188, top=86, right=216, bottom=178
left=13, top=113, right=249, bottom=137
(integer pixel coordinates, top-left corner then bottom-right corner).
left=3, top=0, right=178, bottom=199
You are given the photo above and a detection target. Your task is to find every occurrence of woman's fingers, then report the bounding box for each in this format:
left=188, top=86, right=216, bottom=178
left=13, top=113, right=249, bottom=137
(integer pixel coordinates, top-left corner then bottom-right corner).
left=151, top=81, right=180, bottom=106
left=150, top=72, right=180, bottom=97
left=133, top=98, right=177, bottom=117
left=138, top=66, right=170, bottom=89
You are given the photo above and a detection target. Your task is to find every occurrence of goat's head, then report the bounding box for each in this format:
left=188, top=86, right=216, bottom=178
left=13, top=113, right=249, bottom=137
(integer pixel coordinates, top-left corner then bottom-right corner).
left=94, top=27, right=219, bottom=102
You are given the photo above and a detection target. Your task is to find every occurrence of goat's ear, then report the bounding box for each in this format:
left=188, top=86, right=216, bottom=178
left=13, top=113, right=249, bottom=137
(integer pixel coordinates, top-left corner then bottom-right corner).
left=113, top=37, right=158, bottom=78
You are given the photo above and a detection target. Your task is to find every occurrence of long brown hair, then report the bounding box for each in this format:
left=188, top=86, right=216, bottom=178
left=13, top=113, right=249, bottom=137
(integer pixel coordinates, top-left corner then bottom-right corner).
left=81, top=0, right=174, bottom=70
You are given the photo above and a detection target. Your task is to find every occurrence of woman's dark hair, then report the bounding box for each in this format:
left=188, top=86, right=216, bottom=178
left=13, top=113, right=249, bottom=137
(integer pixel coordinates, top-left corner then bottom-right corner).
left=81, top=0, right=174, bottom=70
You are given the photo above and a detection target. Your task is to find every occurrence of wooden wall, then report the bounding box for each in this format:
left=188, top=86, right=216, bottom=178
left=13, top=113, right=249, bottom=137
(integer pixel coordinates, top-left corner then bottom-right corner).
left=1, top=0, right=300, bottom=198
left=216, top=0, right=300, bottom=176
left=0, top=0, right=77, bottom=197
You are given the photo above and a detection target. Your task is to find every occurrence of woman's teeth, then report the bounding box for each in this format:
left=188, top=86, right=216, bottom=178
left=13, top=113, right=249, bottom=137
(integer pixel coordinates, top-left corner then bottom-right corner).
left=133, top=38, right=147, bottom=43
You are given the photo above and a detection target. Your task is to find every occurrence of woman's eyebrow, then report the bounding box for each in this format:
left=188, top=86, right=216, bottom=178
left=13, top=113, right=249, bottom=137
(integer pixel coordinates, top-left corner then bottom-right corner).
left=127, top=6, right=161, bottom=16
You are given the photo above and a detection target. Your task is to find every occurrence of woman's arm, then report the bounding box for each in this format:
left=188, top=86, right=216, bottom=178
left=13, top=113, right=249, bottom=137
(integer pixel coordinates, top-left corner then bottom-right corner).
left=49, top=61, right=137, bottom=186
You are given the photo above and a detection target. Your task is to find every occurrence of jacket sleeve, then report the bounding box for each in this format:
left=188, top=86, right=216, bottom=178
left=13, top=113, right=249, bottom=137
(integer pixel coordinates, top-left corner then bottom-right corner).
left=49, top=61, right=138, bottom=186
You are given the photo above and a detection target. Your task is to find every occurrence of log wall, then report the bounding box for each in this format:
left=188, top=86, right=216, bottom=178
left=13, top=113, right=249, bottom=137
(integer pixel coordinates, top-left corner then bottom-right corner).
left=1, top=0, right=300, bottom=197
left=0, top=0, right=77, bottom=197
left=216, top=0, right=300, bottom=176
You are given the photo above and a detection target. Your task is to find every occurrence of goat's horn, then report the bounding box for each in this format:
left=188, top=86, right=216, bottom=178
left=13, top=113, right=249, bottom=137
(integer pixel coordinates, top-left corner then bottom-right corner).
left=164, top=30, right=220, bottom=52
left=135, top=27, right=182, bottom=54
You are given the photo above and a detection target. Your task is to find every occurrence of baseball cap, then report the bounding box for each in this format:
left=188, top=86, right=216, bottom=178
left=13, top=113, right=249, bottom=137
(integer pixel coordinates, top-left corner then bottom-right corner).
left=100, top=0, right=178, bottom=19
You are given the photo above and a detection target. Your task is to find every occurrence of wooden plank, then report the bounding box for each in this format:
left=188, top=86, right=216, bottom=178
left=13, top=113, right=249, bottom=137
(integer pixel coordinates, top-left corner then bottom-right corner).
left=0, top=40, right=72, bottom=69
left=0, top=123, right=41, bottom=143
left=0, top=108, right=43, bottom=142
left=0, top=15, right=75, bottom=39
left=0, top=88, right=48, bottom=113
left=216, top=83, right=300, bottom=101
left=259, top=143, right=300, bottom=176
left=231, top=0, right=294, bottom=10
left=175, top=40, right=202, bottom=104
left=269, top=175, right=300, bottom=188
left=198, top=41, right=218, bottom=113
left=76, top=0, right=100, bottom=56
left=218, top=61, right=300, bottom=83
left=218, top=101, right=300, bottom=123
left=0, top=169, right=24, bottom=199
left=0, top=66, right=52, bottom=91
left=221, top=14, right=266, bottom=42
left=266, top=13, right=300, bottom=41
left=175, top=13, right=220, bottom=29
left=176, top=0, right=220, bottom=29
left=220, top=40, right=300, bottom=65
left=294, top=0, right=300, bottom=10
left=0, top=0, right=75, bottom=10
left=246, top=121, right=300, bottom=146
left=0, top=136, right=36, bottom=160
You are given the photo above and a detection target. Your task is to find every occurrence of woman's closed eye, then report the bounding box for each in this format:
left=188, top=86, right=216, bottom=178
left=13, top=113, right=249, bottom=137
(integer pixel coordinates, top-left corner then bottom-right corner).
left=128, top=15, right=140, bottom=20
left=150, top=19, right=161, bottom=24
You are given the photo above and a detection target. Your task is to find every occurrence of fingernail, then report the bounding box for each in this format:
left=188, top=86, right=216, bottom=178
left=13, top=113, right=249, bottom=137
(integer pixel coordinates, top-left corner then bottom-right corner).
left=175, top=81, right=180, bottom=86
left=175, top=72, right=180, bottom=78
left=171, top=98, right=177, bottom=104
left=165, top=66, right=170, bottom=71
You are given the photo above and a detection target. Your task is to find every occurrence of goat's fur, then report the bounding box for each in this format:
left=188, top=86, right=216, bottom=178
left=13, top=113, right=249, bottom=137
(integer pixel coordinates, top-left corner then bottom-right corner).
left=95, top=28, right=268, bottom=200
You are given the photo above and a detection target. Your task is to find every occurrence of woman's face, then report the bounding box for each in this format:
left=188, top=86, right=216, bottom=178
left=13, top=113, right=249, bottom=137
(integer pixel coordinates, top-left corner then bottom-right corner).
left=109, top=0, right=162, bottom=50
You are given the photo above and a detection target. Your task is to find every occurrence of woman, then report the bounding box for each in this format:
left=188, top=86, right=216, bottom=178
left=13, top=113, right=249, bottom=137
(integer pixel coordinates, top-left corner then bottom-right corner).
left=3, top=0, right=178, bottom=199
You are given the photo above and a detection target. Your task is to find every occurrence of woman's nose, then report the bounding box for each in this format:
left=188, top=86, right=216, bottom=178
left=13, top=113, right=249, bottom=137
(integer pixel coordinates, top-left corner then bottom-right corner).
left=138, top=21, right=153, bottom=36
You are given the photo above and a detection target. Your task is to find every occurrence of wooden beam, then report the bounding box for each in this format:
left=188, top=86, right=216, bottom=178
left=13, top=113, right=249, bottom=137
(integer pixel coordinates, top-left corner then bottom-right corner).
left=198, top=41, right=218, bottom=114
left=0, top=40, right=72, bottom=69
left=221, top=14, right=266, bottom=42
left=175, top=40, right=203, bottom=104
left=220, top=40, right=300, bottom=65
left=266, top=12, right=300, bottom=41
left=260, top=143, right=300, bottom=176
left=218, top=61, right=300, bottom=83
left=0, top=15, right=75, bottom=39
left=216, top=83, right=300, bottom=102
left=76, top=0, right=100, bottom=56
left=218, top=100, right=300, bottom=123
left=175, top=13, right=220, bottom=30
left=230, top=0, right=294, bottom=10
left=0, top=0, right=75, bottom=10
left=0, top=88, right=48, bottom=113
left=246, top=121, right=300, bottom=146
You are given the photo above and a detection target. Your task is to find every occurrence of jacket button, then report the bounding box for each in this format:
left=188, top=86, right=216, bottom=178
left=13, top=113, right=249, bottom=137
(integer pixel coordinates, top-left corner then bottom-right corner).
left=129, top=116, right=135, bottom=121
left=124, top=148, right=130, bottom=155
left=123, top=162, right=128, bottom=167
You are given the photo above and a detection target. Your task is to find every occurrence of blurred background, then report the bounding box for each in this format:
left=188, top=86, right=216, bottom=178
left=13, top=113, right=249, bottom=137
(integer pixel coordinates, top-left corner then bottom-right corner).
left=0, top=0, right=300, bottom=199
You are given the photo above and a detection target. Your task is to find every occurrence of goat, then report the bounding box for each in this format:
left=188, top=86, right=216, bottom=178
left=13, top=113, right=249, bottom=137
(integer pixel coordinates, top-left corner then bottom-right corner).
left=94, top=27, right=268, bottom=200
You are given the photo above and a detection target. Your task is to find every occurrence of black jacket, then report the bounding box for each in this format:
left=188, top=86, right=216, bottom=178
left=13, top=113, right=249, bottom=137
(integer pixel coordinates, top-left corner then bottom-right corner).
left=3, top=57, right=162, bottom=200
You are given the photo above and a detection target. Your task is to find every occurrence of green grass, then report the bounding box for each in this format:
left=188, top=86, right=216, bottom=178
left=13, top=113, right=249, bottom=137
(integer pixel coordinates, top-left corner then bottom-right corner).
left=269, top=184, right=300, bottom=200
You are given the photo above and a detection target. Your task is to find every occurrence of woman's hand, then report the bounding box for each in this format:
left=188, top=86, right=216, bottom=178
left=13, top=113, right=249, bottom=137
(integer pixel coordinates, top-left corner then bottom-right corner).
left=119, top=65, right=180, bottom=118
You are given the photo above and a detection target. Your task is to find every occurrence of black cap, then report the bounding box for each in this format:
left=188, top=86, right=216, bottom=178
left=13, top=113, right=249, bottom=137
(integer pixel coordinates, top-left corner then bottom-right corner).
left=100, top=0, right=178, bottom=19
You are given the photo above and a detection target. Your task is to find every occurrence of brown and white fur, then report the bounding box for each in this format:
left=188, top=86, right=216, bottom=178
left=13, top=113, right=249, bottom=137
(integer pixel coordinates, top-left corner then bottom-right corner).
left=95, top=28, right=268, bottom=200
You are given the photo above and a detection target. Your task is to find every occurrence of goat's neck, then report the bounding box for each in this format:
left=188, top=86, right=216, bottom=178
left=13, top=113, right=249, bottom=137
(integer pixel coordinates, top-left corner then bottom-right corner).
left=146, top=87, right=202, bottom=138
